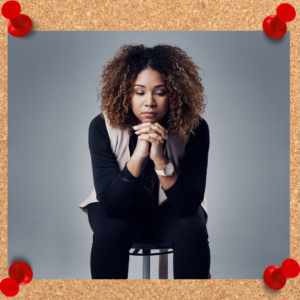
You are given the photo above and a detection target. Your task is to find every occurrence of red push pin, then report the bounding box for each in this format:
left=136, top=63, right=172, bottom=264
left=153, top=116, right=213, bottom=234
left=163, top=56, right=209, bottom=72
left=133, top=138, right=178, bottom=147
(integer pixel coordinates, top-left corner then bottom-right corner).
left=264, top=258, right=300, bottom=290
left=0, top=262, right=33, bottom=297
left=1, top=0, right=32, bottom=37
left=263, top=3, right=296, bottom=39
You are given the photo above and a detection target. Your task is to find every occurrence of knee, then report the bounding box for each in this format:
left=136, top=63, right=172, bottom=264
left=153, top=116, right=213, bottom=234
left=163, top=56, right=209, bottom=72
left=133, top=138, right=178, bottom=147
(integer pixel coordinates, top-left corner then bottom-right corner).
left=175, top=218, right=208, bottom=245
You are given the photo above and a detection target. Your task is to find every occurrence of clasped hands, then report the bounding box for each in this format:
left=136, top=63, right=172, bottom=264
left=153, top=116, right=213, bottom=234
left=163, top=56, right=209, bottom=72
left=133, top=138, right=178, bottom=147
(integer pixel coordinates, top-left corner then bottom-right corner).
left=133, top=122, right=168, bottom=163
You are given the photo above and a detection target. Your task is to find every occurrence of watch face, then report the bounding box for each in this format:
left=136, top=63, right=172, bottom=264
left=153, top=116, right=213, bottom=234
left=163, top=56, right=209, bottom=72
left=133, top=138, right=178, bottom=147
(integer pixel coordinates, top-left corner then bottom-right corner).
left=165, top=163, right=174, bottom=175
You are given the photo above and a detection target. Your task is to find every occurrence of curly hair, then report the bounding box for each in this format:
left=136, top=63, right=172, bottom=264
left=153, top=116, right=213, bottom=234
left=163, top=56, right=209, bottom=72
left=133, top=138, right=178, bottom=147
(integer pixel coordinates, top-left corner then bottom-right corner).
left=95, top=44, right=208, bottom=139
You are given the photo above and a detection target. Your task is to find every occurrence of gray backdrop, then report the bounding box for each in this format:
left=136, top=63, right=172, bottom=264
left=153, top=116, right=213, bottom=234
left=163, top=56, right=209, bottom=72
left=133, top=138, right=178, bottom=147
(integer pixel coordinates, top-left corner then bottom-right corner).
left=8, top=31, right=290, bottom=279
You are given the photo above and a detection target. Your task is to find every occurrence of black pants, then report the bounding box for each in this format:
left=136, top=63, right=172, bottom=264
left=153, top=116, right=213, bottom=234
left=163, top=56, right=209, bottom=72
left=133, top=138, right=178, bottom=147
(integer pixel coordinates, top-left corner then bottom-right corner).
left=87, top=200, right=210, bottom=279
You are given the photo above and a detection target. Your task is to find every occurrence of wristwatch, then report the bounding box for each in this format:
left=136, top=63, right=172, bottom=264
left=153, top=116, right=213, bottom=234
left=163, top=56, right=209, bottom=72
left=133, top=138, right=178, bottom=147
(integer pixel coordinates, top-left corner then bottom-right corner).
left=154, top=160, right=175, bottom=177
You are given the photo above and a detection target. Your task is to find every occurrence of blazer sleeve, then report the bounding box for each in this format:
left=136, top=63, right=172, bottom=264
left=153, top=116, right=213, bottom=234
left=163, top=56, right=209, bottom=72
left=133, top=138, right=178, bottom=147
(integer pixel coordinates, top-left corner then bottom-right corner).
left=161, top=118, right=210, bottom=216
left=88, top=116, right=142, bottom=217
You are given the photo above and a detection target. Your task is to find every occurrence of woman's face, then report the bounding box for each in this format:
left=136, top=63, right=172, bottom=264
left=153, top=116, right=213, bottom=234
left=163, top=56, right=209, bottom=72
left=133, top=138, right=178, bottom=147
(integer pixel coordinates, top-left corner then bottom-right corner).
left=131, top=68, right=169, bottom=125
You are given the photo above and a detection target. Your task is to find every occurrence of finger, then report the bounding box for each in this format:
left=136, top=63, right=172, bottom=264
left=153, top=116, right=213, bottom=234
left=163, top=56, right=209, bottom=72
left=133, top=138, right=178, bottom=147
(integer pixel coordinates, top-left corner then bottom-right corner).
left=149, top=133, right=165, bottom=143
left=135, top=122, right=165, bottom=135
left=134, top=122, right=152, bottom=130
left=154, top=122, right=168, bottom=135
left=137, top=136, right=150, bottom=145
left=138, top=134, right=164, bottom=144
left=151, top=124, right=167, bottom=139
left=136, top=125, right=167, bottom=139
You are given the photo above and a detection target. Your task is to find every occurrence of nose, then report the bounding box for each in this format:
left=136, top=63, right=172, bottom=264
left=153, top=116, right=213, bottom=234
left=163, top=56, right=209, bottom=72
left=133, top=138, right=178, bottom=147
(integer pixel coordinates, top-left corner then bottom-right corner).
left=144, top=92, right=156, bottom=107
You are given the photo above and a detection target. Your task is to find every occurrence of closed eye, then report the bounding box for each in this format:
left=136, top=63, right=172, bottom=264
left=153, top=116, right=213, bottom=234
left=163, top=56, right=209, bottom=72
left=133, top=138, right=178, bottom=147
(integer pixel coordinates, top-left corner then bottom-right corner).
left=137, top=93, right=165, bottom=96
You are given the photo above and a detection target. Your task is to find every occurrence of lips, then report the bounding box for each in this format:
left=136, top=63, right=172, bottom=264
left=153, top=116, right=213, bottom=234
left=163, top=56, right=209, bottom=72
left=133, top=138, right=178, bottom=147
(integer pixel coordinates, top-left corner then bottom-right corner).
left=143, top=112, right=156, bottom=117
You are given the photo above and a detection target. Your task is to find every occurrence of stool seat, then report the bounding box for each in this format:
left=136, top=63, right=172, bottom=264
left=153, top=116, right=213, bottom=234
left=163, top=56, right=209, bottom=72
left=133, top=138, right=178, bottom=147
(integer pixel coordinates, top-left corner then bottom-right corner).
left=132, top=233, right=171, bottom=250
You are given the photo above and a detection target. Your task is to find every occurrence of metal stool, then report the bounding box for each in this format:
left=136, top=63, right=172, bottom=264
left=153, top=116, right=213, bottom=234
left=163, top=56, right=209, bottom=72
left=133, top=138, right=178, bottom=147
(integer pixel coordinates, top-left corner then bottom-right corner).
left=129, top=232, right=173, bottom=279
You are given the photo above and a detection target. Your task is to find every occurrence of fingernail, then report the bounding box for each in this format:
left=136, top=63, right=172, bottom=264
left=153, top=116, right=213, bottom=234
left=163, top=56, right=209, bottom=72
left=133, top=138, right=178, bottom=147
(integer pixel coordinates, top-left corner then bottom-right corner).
left=133, top=126, right=137, bottom=129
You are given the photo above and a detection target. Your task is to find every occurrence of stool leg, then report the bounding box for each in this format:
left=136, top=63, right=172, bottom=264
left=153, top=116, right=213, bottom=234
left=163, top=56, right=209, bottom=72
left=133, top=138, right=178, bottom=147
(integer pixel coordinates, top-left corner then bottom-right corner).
left=159, top=249, right=168, bottom=279
left=143, top=249, right=150, bottom=279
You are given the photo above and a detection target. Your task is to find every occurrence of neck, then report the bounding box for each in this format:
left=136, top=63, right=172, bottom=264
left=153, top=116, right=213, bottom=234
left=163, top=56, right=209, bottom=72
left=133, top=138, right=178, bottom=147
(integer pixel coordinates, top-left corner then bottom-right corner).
left=159, top=116, right=168, bottom=129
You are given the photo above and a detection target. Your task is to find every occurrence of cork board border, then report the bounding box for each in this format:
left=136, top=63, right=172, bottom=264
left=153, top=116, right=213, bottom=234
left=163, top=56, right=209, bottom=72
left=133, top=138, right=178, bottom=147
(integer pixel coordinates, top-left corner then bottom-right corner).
left=0, top=0, right=299, bottom=299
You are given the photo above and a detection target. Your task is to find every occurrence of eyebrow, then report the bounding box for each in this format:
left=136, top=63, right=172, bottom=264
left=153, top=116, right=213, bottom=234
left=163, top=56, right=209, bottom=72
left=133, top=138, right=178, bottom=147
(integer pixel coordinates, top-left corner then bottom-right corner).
left=134, top=84, right=166, bottom=88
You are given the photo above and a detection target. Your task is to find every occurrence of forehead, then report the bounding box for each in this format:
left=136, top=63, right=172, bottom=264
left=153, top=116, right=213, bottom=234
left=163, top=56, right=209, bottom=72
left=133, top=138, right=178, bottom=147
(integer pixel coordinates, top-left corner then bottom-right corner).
left=134, top=69, right=164, bottom=85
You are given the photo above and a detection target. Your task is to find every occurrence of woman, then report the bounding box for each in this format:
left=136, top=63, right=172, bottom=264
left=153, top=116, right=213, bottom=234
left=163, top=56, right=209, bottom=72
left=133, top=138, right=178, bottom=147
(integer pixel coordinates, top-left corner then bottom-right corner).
left=86, top=44, right=210, bottom=279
